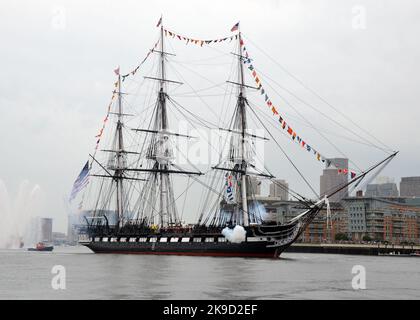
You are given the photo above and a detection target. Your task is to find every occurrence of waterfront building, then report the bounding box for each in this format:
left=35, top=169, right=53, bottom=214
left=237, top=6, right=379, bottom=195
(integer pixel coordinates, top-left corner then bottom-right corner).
left=365, top=183, right=399, bottom=197
left=273, top=200, right=347, bottom=242
left=295, top=202, right=347, bottom=243
left=269, top=179, right=289, bottom=200
left=266, top=197, right=420, bottom=245
left=400, top=177, right=420, bottom=197
left=341, top=197, right=420, bottom=244
left=249, top=176, right=261, bottom=196
left=52, top=232, right=67, bottom=246
left=254, top=196, right=290, bottom=222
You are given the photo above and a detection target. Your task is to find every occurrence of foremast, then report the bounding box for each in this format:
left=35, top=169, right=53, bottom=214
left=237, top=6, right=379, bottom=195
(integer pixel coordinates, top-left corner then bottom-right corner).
left=91, top=70, right=128, bottom=227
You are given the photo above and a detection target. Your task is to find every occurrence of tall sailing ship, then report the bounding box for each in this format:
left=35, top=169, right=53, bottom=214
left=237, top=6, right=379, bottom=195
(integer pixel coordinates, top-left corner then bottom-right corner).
left=71, top=19, right=397, bottom=258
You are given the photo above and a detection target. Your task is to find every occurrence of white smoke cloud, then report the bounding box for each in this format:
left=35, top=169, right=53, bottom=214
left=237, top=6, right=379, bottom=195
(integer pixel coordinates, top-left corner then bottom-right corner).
left=249, top=201, right=270, bottom=221
left=222, top=225, right=246, bottom=243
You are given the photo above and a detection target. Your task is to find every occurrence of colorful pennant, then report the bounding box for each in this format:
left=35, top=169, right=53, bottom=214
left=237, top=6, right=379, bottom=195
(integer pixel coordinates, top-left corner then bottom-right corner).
left=93, top=85, right=118, bottom=157
left=162, top=28, right=238, bottom=47
left=120, top=39, right=160, bottom=82
left=95, top=25, right=359, bottom=179
left=239, top=38, right=358, bottom=178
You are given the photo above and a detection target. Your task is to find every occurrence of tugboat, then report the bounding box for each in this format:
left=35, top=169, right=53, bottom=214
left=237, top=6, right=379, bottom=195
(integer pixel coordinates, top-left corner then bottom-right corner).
left=70, top=19, right=397, bottom=258
left=28, top=242, right=54, bottom=252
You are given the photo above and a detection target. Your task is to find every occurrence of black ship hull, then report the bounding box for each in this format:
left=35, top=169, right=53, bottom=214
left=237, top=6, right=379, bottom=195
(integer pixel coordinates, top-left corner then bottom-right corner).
left=81, top=203, right=323, bottom=259
left=83, top=239, right=287, bottom=258
left=81, top=221, right=309, bottom=258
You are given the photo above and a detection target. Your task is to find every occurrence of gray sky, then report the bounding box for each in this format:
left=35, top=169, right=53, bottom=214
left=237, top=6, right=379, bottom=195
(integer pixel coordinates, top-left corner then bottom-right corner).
left=1, top=0, right=419, bottom=233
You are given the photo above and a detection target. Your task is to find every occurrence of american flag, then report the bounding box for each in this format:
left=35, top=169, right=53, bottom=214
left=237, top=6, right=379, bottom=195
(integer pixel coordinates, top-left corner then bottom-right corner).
left=224, top=175, right=236, bottom=204
left=231, top=22, right=240, bottom=32
left=69, top=161, right=90, bottom=202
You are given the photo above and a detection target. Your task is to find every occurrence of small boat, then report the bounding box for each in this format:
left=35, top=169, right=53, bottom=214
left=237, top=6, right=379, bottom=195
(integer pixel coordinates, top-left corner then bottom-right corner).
left=27, top=242, right=54, bottom=252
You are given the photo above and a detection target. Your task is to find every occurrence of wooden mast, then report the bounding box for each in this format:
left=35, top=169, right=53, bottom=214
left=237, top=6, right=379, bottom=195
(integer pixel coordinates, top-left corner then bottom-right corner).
left=237, top=28, right=249, bottom=227
left=115, top=72, right=125, bottom=227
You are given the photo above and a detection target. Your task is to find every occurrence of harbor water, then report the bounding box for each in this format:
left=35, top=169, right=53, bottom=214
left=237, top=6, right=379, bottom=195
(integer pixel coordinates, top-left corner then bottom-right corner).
left=0, top=246, right=419, bottom=300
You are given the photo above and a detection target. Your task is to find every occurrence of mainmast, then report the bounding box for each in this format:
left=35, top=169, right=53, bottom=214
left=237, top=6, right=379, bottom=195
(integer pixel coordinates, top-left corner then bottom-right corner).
left=126, top=18, right=203, bottom=228
left=237, top=30, right=249, bottom=227
left=158, top=21, right=170, bottom=228
left=213, top=28, right=252, bottom=227
left=115, top=73, right=125, bottom=227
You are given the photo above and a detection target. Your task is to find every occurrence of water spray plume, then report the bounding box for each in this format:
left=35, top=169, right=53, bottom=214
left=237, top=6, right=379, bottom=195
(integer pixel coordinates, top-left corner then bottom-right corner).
left=0, top=179, right=45, bottom=249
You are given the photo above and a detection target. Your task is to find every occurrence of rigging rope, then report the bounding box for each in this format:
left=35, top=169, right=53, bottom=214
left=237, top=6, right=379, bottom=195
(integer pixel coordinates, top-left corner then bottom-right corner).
left=246, top=100, right=320, bottom=199
left=242, top=33, right=394, bottom=153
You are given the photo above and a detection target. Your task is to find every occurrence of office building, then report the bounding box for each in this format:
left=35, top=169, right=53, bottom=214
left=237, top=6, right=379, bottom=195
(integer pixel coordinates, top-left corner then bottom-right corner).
left=269, top=179, right=289, bottom=200
left=365, top=183, right=399, bottom=197
left=400, top=177, right=420, bottom=197
left=248, top=176, right=261, bottom=196
left=342, top=197, right=420, bottom=244
left=26, top=217, right=53, bottom=245
left=320, top=158, right=349, bottom=202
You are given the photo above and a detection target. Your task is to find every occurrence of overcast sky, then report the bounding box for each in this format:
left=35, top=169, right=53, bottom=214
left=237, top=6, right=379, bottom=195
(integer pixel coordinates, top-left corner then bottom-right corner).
left=1, top=0, right=419, bottom=233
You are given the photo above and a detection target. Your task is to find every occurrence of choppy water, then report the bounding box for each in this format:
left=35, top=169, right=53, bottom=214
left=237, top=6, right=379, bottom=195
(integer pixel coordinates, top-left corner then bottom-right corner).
left=0, top=246, right=419, bottom=299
